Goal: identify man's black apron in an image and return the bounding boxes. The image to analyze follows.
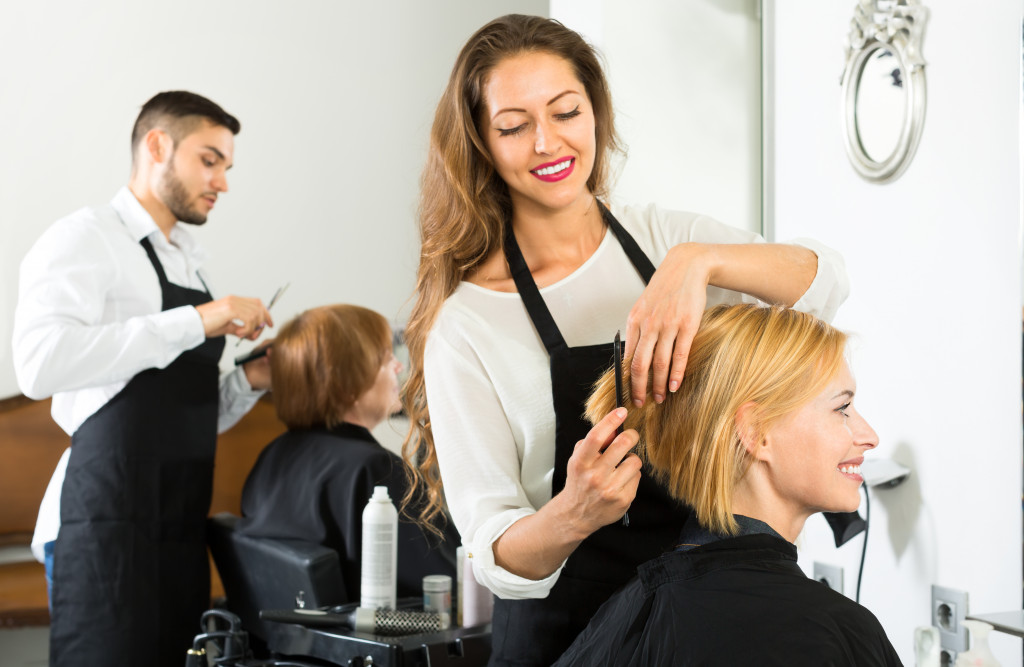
[489,204,691,666]
[49,236,224,667]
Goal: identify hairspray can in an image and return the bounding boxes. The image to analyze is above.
[360,485,397,609]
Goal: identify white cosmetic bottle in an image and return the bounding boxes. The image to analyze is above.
[914,625,940,667]
[360,485,398,610]
[955,620,1001,667]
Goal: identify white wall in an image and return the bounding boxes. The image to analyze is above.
[0,0,546,400]
[552,0,762,232]
[770,1,1023,664]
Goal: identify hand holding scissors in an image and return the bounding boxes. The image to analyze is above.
[234,283,289,347]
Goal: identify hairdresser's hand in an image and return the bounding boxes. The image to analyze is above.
[625,243,709,407]
[195,295,273,340]
[559,407,641,538]
[241,340,273,391]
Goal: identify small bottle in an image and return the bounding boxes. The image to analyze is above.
[457,545,493,627]
[360,485,398,609]
[422,574,452,616]
[955,620,1001,667]
[914,625,940,667]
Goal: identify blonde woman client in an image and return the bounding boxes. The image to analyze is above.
[554,304,901,666]
[402,14,850,665]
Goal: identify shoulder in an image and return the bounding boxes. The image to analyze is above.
[610,201,708,229]
[20,205,128,284]
[255,429,381,465]
[609,201,760,249]
[29,204,123,257]
[427,285,525,360]
[554,576,652,667]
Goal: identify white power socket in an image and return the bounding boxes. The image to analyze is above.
[813,561,844,594]
[931,584,969,653]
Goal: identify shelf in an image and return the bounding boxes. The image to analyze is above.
[966,611,1024,639]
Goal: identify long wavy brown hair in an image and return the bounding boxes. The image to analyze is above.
[401,14,624,532]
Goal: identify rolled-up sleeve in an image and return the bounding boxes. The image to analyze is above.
[673,210,849,322]
[787,238,849,323]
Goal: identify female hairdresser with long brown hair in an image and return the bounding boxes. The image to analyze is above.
[402,14,849,665]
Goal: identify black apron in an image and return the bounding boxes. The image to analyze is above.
[489,204,691,666]
[49,236,224,667]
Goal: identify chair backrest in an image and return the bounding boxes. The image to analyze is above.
[208,512,349,641]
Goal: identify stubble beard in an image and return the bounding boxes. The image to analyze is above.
[158,159,208,226]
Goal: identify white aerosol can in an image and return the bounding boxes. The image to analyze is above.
[360,485,398,609]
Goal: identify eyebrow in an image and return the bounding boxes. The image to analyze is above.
[832,389,855,401]
[492,90,582,119]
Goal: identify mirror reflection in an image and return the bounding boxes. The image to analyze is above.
[855,48,908,164]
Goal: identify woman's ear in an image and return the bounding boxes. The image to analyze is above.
[735,401,768,461]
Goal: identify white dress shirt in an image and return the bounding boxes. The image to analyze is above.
[423,202,849,599]
[13,186,263,560]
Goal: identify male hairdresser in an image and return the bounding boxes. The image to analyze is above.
[13,91,272,667]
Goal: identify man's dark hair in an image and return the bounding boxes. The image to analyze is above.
[130,90,240,163]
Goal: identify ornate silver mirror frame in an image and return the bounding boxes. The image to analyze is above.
[841,0,929,183]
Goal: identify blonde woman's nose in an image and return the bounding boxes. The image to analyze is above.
[854,412,879,450]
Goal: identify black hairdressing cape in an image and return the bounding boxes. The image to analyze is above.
[237,423,458,601]
[554,516,903,667]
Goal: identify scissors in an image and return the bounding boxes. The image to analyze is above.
[613,330,624,435]
[234,282,290,348]
[613,330,630,527]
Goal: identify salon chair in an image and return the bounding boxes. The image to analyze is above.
[206,513,491,667]
[207,512,349,647]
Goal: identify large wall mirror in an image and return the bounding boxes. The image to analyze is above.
[840,0,929,183]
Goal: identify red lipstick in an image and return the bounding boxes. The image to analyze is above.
[530,157,574,182]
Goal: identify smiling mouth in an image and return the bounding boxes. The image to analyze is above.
[532,158,572,176]
[837,460,864,483]
[530,157,574,181]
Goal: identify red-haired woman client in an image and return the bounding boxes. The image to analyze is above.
[238,304,458,601]
[555,304,902,667]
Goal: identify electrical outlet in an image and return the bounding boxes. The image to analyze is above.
[931,585,968,652]
[813,561,844,594]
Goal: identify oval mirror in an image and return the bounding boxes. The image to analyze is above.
[855,48,907,163]
[841,1,929,184]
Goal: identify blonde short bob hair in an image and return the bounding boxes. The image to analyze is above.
[586,303,848,536]
[271,304,392,430]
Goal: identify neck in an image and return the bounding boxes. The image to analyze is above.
[128,175,176,241]
[338,406,379,432]
[731,469,809,543]
[510,193,604,279]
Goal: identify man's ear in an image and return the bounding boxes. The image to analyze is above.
[144,128,172,165]
[735,401,768,462]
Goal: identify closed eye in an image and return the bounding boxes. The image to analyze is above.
[498,124,526,137]
[836,402,851,418]
[555,106,581,121]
